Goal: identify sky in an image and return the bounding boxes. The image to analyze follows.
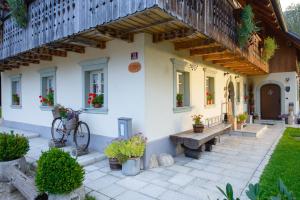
[280,0,300,11]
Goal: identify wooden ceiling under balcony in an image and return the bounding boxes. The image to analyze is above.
[0,0,271,75]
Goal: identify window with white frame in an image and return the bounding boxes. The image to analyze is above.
[244,83,248,103]
[205,76,215,105]
[39,68,56,107]
[171,58,191,111]
[10,75,21,106]
[80,58,109,112]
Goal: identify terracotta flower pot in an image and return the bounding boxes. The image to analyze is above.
[93,103,102,108]
[109,158,122,171]
[193,124,204,133]
[177,101,183,107]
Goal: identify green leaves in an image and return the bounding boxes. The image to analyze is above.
[6,0,27,28]
[118,134,146,163]
[217,183,240,200]
[246,183,262,200]
[0,132,29,161]
[270,179,295,200]
[35,148,85,195]
[237,5,260,48]
[262,37,278,62]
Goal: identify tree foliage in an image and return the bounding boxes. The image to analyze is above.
[284,4,300,36]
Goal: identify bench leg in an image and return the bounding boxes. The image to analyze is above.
[205,143,213,151]
[184,146,203,159]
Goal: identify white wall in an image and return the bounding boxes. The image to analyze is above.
[143,34,247,142]
[1,34,146,138]
[249,72,299,117]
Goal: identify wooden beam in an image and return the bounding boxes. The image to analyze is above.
[96,27,134,43]
[34,48,67,57]
[153,29,195,43]
[65,36,106,49]
[174,39,218,50]
[49,43,85,54]
[190,47,227,56]
[202,53,235,61]
[213,58,244,64]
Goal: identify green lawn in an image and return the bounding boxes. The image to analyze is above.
[259,127,300,198]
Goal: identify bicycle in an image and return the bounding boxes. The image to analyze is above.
[51,108,90,151]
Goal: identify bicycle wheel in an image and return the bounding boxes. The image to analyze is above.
[51,117,65,142]
[74,121,90,150]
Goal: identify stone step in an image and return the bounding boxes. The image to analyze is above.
[0,126,40,139]
[230,124,268,138]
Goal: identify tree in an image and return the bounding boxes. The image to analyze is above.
[284,3,300,36]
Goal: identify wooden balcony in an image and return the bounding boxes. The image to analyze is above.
[0,0,268,75]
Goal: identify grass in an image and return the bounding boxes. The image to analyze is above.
[259,127,300,198]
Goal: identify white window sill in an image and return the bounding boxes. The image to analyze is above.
[11,105,22,109]
[205,104,216,109]
[173,106,192,113]
[83,108,108,114]
[40,106,54,111]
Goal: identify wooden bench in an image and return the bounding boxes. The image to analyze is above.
[170,117,231,159]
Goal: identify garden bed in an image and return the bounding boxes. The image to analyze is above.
[259,127,300,198]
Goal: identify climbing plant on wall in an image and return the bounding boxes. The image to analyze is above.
[237,5,260,48]
[6,0,27,28]
[262,37,278,62]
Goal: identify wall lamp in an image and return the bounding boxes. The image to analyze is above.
[224,72,230,76]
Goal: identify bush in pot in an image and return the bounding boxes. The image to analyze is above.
[35,148,85,199]
[176,94,183,107]
[192,114,204,133]
[119,134,147,176]
[0,132,29,181]
[237,113,248,129]
[104,140,126,170]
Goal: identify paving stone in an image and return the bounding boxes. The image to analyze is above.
[158,190,198,200]
[167,165,192,173]
[85,165,100,172]
[99,184,126,198]
[115,191,155,200]
[85,170,106,180]
[88,191,111,200]
[116,177,148,190]
[190,169,223,181]
[168,173,195,186]
[85,175,119,191]
[140,184,167,198]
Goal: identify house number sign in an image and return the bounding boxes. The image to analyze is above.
[131,52,138,60]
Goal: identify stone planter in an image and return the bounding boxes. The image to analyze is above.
[193,124,204,133]
[48,186,85,200]
[109,158,122,171]
[0,157,26,182]
[122,158,141,176]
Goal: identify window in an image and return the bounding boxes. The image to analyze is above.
[39,67,57,108]
[10,75,21,107]
[206,76,215,105]
[237,82,241,103]
[80,57,109,113]
[171,58,191,112]
[244,83,248,103]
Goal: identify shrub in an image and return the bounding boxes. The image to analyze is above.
[104,140,127,163]
[237,113,248,123]
[176,94,183,103]
[85,195,96,200]
[237,5,260,48]
[263,37,278,62]
[119,134,146,163]
[35,148,84,194]
[0,132,29,161]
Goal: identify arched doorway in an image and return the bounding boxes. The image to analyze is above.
[227,81,235,124]
[260,84,281,120]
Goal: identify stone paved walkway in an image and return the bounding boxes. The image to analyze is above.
[1,124,285,200]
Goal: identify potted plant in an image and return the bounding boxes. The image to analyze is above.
[88,93,104,108]
[39,89,54,107]
[0,132,29,182]
[176,94,183,107]
[262,37,278,62]
[192,115,204,133]
[206,92,214,105]
[104,140,125,171]
[119,134,146,176]
[237,113,248,129]
[12,94,20,105]
[35,148,85,200]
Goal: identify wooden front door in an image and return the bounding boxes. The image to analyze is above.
[260,84,281,120]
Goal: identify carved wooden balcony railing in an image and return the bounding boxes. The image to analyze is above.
[0,0,268,74]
